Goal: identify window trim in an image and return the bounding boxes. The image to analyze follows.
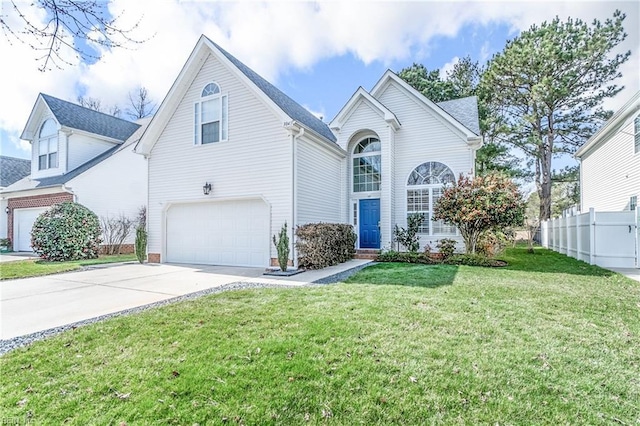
[38,118,58,170]
[194,82,228,145]
[406,162,456,236]
[352,136,381,193]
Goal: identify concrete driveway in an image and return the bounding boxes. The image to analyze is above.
[1,259,372,341]
[1,262,266,340]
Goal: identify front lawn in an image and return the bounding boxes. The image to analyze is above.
[0,254,138,280]
[1,247,638,424]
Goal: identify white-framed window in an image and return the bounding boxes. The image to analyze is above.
[194,82,228,145]
[634,116,639,154]
[406,161,456,235]
[38,118,58,170]
[630,195,637,211]
[352,137,381,192]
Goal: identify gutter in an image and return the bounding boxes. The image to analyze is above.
[285,120,305,269]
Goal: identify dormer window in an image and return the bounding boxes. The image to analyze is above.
[38,118,58,170]
[194,82,228,144]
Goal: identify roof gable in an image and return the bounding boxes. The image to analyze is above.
[575,91,640,158]
[371,70,481,139]
[136,35,335,155]
[0,156,31,187]
[21,94,140,142]
[330,87,400,131]
[209,38,336,143]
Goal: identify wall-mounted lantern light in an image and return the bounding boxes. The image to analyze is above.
[203,182,212,195]
[5,207,9,214]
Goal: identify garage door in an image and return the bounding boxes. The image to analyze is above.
[13,207,48,252]
[166,199,270,267]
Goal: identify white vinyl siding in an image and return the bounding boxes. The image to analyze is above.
[376,80,473,250]
[296,138,343,224]
[147,53,292,261]
[67,133,118,171]
[581,119,640,211]
[68,146,147,245]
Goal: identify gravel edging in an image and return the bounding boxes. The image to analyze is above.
[0,261,375,355]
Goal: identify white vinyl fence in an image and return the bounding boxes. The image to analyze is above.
[541,208,639,269]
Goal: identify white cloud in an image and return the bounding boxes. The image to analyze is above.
[440,56,460,77]
[1,0,637,157]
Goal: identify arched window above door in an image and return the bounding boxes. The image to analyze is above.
[352,137,381,192]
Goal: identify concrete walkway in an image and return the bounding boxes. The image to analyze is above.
[0,252,38,263]
[609,268,640,282]
[0,259,372,340]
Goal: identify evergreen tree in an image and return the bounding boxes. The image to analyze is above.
[482,11,630,220]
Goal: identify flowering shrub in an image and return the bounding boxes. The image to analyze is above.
[433,172,524,254]
[31,202,102,261]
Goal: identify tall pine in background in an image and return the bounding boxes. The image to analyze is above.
[482,11,630,221]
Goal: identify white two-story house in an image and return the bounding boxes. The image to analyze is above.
[135,36,482,267]
[1,94,148,252]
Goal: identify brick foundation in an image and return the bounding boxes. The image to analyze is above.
[270,258,294,267]
[148,253,161,263]
[99,244,135,255]
[6,192,74,247]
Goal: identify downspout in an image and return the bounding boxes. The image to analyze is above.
[291,125,305,269]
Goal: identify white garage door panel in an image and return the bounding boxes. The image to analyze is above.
[14,207,48,252]
[165,200,269,267]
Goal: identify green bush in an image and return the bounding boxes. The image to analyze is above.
[273,222,290,271]
[477,229,510,257]
[296,223,356,269]
[135,206,147,264]
[393,213,425,252]
[31,202,102,261]
[436,238,457,259]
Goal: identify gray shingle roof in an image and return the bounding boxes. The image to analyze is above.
[0,156,31,187]
[35,146,120,187]
[33,118,151,188]
[437,96,480,136]
[41,94,140,141]
[206,37,336,143]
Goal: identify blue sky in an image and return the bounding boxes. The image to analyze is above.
[1,0,638,174]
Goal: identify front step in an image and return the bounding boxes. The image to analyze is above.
[354,249,380,260]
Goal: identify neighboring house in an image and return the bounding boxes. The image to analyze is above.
[575,91,640,212]
[136,35,482,268]
[1,94,148,252]
[0,156,31,240]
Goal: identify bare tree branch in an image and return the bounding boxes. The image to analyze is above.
[1,0,151,72]
[126,86,156,120]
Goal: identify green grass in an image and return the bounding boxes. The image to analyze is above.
[1,247,638,424]
[0,254,137,280]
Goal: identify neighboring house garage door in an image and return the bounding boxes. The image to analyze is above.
[165,199,270,267]
[13,207,48,252]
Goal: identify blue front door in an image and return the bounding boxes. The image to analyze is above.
[359,199,380,249]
